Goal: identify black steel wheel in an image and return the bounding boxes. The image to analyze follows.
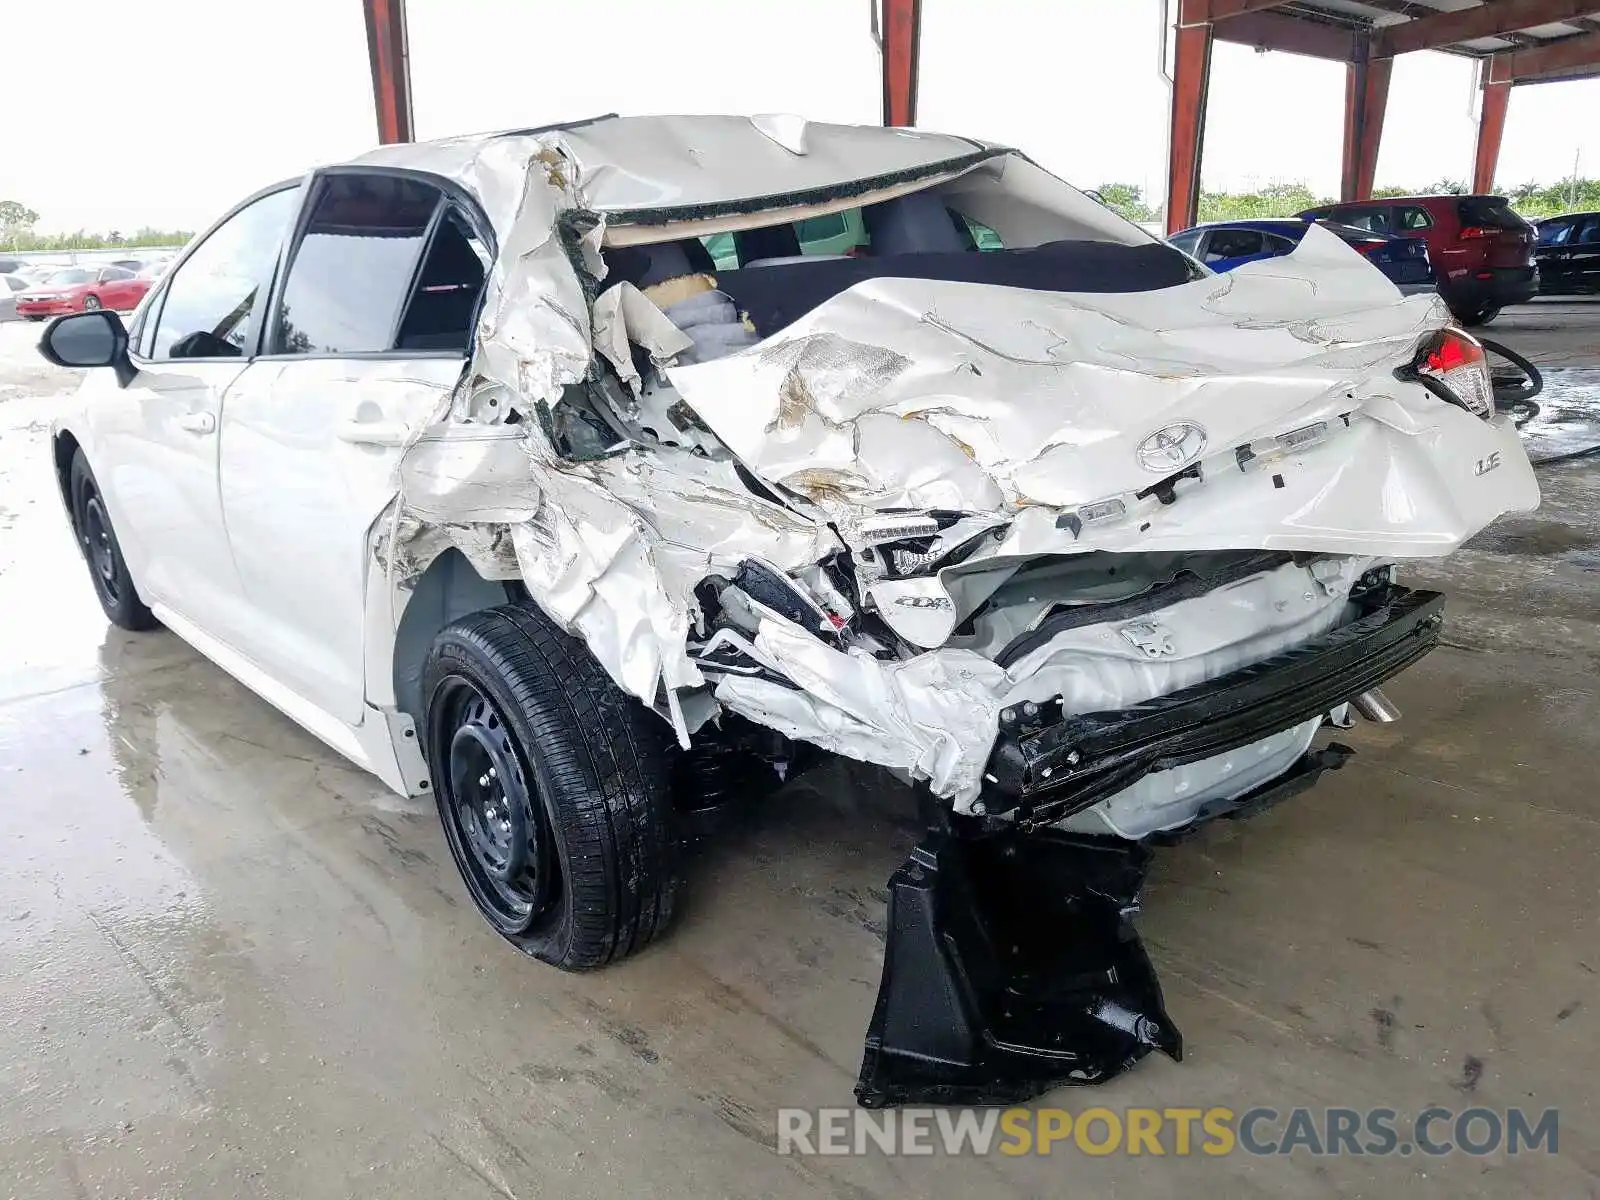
[68,449,157,631]
[432,677,557,933]
[423,603,677,969]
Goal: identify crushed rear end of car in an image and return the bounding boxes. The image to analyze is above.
[368,119,1539,1103]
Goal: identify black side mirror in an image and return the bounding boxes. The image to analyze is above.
[38,310,137,387]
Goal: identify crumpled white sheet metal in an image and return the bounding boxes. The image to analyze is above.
[665,226,1538,559]
[375,133,837,738]
[352,116,988,218]
[371,124,1537,799]
[717,556,1355,808]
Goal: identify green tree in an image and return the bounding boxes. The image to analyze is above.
[1094,183,1157,223]
[0,200,40,248]
[1197,182,1330,223]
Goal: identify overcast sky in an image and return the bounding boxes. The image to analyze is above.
[6,0,1598,233]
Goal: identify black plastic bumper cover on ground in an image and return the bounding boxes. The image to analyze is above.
[856,827,1181,1108]
[985,585,1443,828]
[856,586,1444,1107]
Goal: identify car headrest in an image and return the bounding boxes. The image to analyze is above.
[864,191,970,256]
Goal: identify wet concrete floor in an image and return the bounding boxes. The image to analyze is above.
[2,305,1599,1197]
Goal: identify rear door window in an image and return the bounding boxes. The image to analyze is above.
[1576,215,1600,245]
[270,173,441,355]
[392,207,490,353]
[1538,219,1574,246]
[1330,206,1392,234]
[1204,229,1264,261]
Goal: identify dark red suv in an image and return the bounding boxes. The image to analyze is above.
[1299,195,1537,326]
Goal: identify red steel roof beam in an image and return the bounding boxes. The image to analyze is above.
[1166,0,1216,234]
[1376,0,1600,58]
[362,0,414,144]
[1498,28,1600,79]
[1211,11,1359,61]
[1474,56,1513,192]
[880,0,922,127]
[1341,39,1393,201]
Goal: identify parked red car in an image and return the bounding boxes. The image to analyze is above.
[1299,195,1537,326]
[15,266,152,320]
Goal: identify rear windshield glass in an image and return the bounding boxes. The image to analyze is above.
[1458,197,1531,231]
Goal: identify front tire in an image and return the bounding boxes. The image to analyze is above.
[82,294,102,311]
[68,450,157,631]
[423,604,678,970]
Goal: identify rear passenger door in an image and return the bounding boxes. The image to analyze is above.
[217,168,491,726]
[1569,215,1600,293]
[96,266,140,310]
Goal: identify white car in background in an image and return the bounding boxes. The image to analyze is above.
[39,115,1537,1102]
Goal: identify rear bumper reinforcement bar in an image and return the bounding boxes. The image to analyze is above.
[984,585,1443,829]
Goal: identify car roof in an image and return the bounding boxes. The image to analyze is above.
[1316,194,1504,206]
[348,114,993,217]
[1185,218,1308,232]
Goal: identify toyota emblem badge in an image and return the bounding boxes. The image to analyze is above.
[1135,423,1208,473]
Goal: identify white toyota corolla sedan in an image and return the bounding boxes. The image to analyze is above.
[38,117,1536,1044]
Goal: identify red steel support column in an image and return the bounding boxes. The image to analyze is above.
[1340,40,1392,201]
[1474,57,1512,194]
[880,0,922,126]
[1165,2,1214,235]
[363,0,414,144]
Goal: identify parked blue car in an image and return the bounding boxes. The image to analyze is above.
[1170,218,1436,294]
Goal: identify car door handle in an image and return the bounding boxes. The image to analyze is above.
[178,412,216,434]
[336,419,413,447]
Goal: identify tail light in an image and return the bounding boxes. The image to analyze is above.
[1400,329,1493,418]
[1356,240,1386,257]
[1459,226,1493,240]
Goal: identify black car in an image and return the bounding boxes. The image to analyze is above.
[1534,211,1600,295]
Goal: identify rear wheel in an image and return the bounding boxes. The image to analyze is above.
[423,604,678,970]
[68,450,157,631]
[1460,304,1501,327]
[82,294,102,312]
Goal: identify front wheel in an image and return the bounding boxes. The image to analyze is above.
[82,294,102,311]
[422,604,678,970]
[68,450,157,631]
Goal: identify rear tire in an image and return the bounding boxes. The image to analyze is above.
[1460,304,1501,327]
[68,450,157,631]
[423,603,678,970]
